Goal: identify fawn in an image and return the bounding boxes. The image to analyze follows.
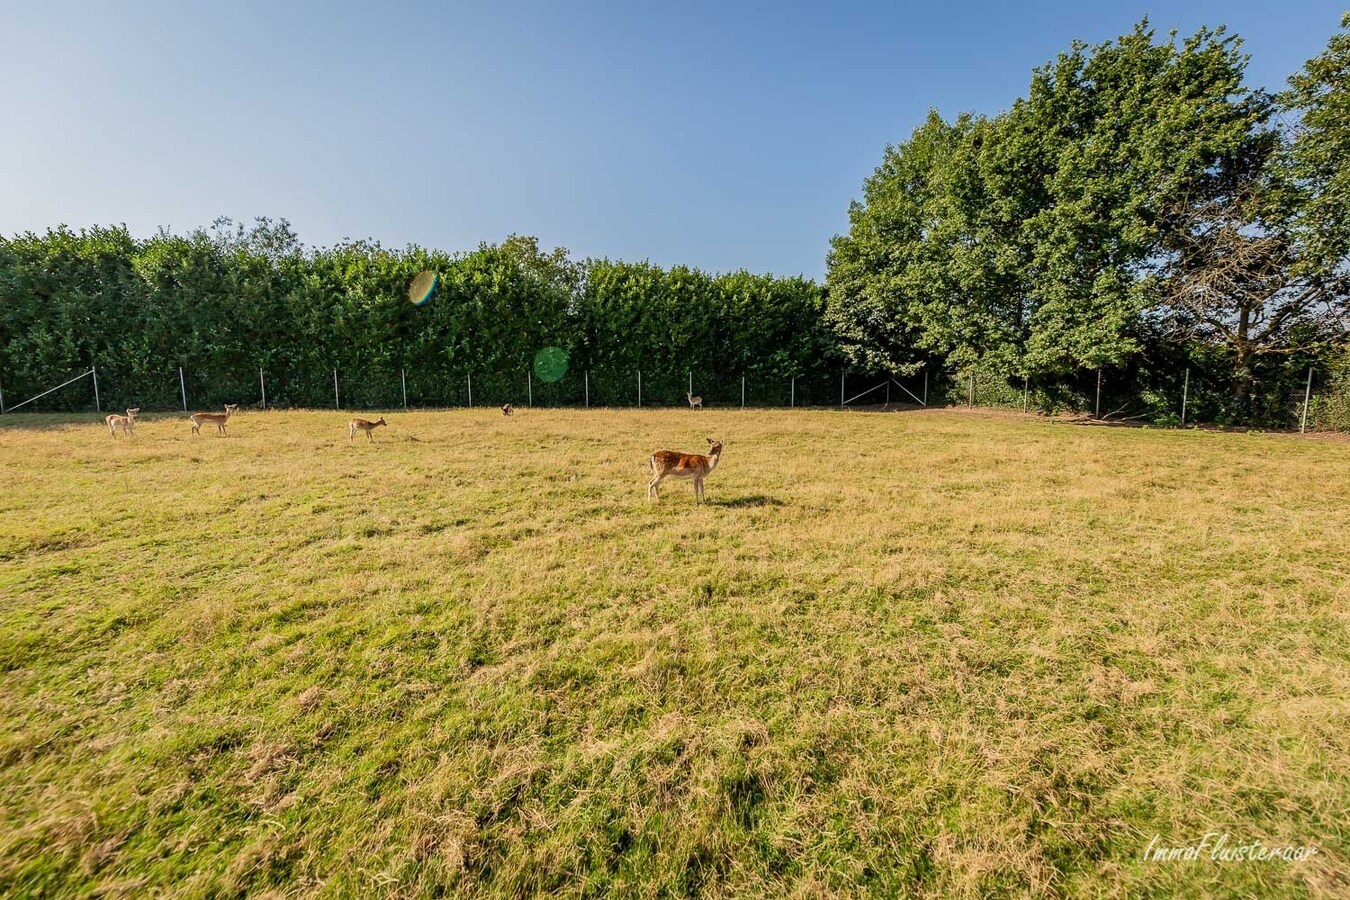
[687,392,703,410]
[190,404,238,436]
[648,438,723,504]
[348,416,387,443]
[105,408,140,438]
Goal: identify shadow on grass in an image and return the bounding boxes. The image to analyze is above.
[707,494,785,508]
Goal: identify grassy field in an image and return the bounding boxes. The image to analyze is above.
[1,407,1347,898]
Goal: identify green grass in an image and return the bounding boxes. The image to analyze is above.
[1,407,1347,898]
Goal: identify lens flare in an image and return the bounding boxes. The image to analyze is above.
[408,271,438,306]
[533,347,569,383]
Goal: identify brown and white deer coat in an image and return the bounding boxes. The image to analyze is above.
[648,438,722,503]
[190,404,238,436]
[348,416,387,443]
[106,408,140,438]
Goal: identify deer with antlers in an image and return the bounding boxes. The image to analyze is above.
[190,404,238,436]
[348,416,387,443]
[647,438,722,504]
[105,408,140,438]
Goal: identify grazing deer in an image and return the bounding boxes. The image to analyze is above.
[190,404,238,436]
[648,438,722,504]
[502,403,514,416]
[348,416,387,443]
[105,408,140,438]
[687,392,703,410]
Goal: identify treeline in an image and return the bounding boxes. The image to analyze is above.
[0,225,833,410]
[828,17,1350,424]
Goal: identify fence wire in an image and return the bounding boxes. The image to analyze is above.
[0,362,1341,431]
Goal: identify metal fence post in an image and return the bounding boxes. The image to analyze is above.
[179,366,188,412]
[791,376,795,408]
[968,372,974,407]
[467,374,473,408]
[333,368,340,409]
[92,365,101,413]
[923,369,928,406]
[585,371,589,407]
[528,369,532,408]
[741,376,745,409]
[401,369,407,410]
[637,370,642,408]
[260,368,267,410]
[1095,368,1102,419]
[841,372,845,408]
[1181,367,1189,426]
[1301,367,1313,434]
[1023,376,1029,412]
[689,371,693,398]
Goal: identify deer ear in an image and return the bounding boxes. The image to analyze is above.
[706,437,713,444]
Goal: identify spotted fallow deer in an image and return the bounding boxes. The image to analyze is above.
[105,408,140,438]
[348,416,387,443]
[647,438,722,504]
[190,404,238,436]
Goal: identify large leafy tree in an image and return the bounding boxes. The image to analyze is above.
[827,22,1267,381]
[825,111,965,376]
[1280,13,1350,275]
[1151,14,1350,407]
[1157,133,1348,405]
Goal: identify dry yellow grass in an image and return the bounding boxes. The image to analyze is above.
[1,407,1347,897]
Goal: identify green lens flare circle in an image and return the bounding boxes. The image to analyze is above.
[409,271,438,306]
[533,347,569,383]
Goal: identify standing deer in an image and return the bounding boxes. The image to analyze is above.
[190,404,238,436]
[105,408,140,438]
[687,392,703,410]
[502,404,514,416]
[348,416,387,443]
[647,438,722,504]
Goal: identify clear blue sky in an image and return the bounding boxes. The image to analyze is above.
[2,1,1343,279]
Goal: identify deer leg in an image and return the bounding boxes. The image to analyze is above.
[367,430,374,443]
[648,474,663,500]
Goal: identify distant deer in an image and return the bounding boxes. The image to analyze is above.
[687,392,703,410]
[648,438,722,504]
[105,407,140,438]
[190,404,238,436]
[348,416,387,443]
[502,403,514,416]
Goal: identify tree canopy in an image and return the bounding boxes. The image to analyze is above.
[827,17,1349,417]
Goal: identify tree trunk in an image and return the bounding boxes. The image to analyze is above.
[1233,308,1255,422]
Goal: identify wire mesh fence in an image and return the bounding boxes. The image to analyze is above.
[1,360,1343,432]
